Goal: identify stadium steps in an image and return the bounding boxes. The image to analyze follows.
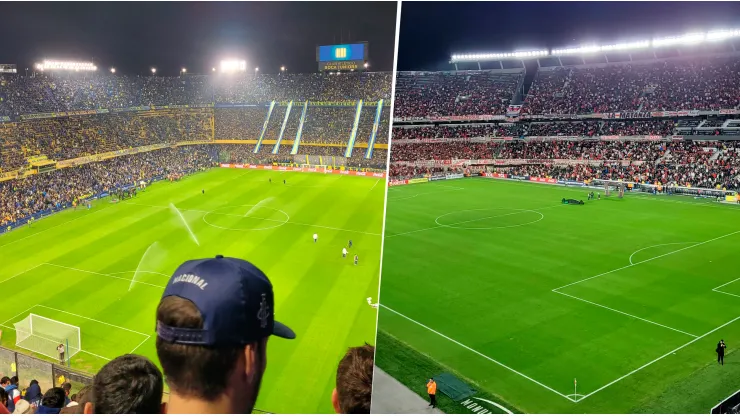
[344,100,363,158]
[290,101,309,155]
[365,99,384,159]
[709,149,724,162]
[253,101,276,153]
[271,101,293,154]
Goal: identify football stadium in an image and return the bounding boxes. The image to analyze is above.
[376,28,740,414]
[0,48,390,415]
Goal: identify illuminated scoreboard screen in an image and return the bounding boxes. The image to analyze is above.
[316,43,368,71]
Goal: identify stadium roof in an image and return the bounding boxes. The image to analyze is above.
[451,28,740,63]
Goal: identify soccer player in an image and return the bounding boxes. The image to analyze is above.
[366,297,378,309]
[348,239,353,249]
[283,179,286,185]
[354,254,358,265]
[27,217,33,228]
[597,193,601,200]
[342,248,348,258]
[717,340,726,365]
[269,178,272,184]
[313,233,318,243]
[202,189,205,195]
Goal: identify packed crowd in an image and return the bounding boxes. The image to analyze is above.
[390,137,740,190]
[214,105,390,146]
[1,257,374,415]
[522,57,740,115]
[0,72,392,118]
[0,146,217,228]
[393,71,522,119]
[1,110,212,171]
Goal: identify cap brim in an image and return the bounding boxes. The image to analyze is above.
[273,321,296,339]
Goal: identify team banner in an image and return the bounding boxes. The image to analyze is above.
[446,173,464,180]
[430,175,447,181]
[219,163,386,178]
[111,106,151,113]
[56,144,169,168]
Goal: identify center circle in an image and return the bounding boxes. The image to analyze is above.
[203,205,290,231]
[434,208,545,230]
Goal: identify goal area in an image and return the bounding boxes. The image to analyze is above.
[14,314,81,362]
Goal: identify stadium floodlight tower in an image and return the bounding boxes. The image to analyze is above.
[220,59,247,74]
[34,60,97,77]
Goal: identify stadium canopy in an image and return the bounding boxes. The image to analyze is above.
[450,28,740,65]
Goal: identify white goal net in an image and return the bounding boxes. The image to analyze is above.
[14,314,81,361]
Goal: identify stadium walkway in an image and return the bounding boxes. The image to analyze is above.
[371,367,444,414]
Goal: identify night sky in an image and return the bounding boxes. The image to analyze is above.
[397,2,740,71]
[0,2,398,75]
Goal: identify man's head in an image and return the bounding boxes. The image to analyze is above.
[0,377,10,388]
[155,256,295,414]
[41,388,66,409]
[332,344,375,414]
[9,377,17,387]
[83,354,163,414]
[62,383,71,396]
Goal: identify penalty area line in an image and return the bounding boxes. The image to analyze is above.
[380,304,576,402]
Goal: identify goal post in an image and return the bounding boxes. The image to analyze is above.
[13,314,81,363]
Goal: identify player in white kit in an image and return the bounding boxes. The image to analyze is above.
[313,233,318,243]
[342,247,348,258]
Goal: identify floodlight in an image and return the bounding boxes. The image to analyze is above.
[653,32,705,47]
[151,67,157,74]
[212,67,216,72]
[110,68,116,74]
[182,68,187,73]
[280,66,286,72]
[35,60,97,72]
[364,62,369,68]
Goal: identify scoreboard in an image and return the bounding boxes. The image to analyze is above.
[316,43,368,71]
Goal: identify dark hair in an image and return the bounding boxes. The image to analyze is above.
[42,387,66,408]
[0,388,8,406]
[62,383,72,393]
[155,296,244,400]
[91,354,163,414]
[335,344,375,414]
[29,380,39,387]
[0,377,9,385]
[10,376,18,386]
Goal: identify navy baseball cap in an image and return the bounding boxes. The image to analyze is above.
[156,255,295,346]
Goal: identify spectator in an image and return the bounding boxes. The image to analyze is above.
[11,399,32,415]
[332,344,375,414]
[0,389,10,415]
[23,381,42,409]
[0,377,20,413]
[60,386,91,415]
[62,383,72,407]
[36,388,66,414]
[82,355,163,414]
[155,256,295,414]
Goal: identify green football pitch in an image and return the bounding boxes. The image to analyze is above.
[0,167,384,414]
[377,178,740,413]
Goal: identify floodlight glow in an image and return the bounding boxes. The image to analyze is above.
[706,29,740,42]
[181,68,187,73]
[220,60,247,73]
[255,67,259,72]
[151,67,157,74]
[35,60,97,71]
[110,68,116,74]
[364,62,369,68]
[212,67,216,72]
[653,32,705,47]
[280,66,286,71]
[450,50,548,62]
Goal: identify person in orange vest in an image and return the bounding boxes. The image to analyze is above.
[426,377,437,408]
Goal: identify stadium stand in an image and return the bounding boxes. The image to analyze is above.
[390,51,740,195]
[0,71,391,232]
